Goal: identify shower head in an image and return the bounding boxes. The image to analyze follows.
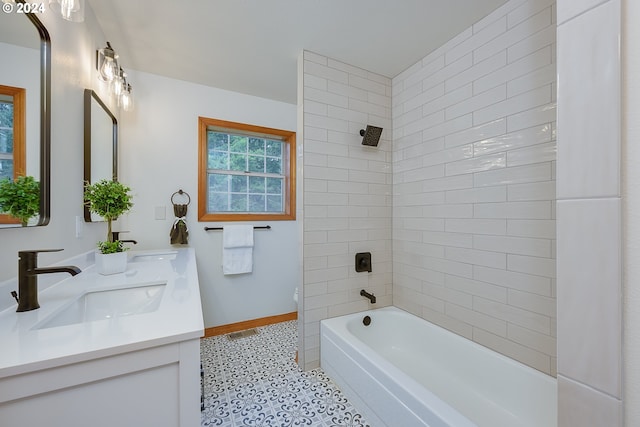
[359,125,383,147]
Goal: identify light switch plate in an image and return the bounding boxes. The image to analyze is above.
[75,216,83,238]
[155,206,166,220]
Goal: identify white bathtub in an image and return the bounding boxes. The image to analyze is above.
[320,306,557,427]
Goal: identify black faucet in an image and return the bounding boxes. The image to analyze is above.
[111,231,137,245]
[360,289,376,304]
[14,249,81,312]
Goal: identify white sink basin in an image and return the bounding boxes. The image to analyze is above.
[33,282,166,330]
[130,251,178,262]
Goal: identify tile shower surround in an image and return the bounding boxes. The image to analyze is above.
[556,0,623,424]
[300,52,393,370]
[300,0,557,374]
[391,0,557,375]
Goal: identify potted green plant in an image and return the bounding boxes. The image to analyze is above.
[0,175,40,226]
[84,179,133,275]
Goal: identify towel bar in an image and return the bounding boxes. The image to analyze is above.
[204,225,271,231]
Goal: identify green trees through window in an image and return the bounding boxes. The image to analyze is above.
[0,85,26,224]
[207,132,284,213]
[198,117,296,222]
[0,98,15,181]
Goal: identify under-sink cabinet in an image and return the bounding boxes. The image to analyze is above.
[0,248,204,426]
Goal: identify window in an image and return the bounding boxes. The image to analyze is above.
[198,117,295,221]
[0,85,26,224]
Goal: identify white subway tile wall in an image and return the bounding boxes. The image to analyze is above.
[301,51,392,370]
[556,0,623,424]
[392,0,557,375]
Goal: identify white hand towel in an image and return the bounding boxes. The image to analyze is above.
[223,224,254,248]
[223,225,254,275]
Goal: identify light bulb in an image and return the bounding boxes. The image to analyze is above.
[112,72,123,96]
[49,0,84,22]
[117,84,126,107]
[113,69,126,97]
[60,0,79,20]
[121,85,133,112]
[113,78,123,97]
[97,43,118,82]
[100,59,116,81]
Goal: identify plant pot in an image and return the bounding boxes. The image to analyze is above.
[95,251,128,275]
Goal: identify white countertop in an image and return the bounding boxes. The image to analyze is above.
[0,248,204,378]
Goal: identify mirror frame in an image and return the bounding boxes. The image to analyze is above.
[83,89,117,222]
[5,8,51,226]
[31,11,51,226]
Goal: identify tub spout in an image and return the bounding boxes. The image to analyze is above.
[360,289,376,304]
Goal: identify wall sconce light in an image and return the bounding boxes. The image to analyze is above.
[49,0,84,23]
[121,84,133,112]
[96,41,134,111]
[96,42,118,82]
[112,67,125,97]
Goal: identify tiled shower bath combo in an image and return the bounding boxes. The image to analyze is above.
[301,0,557,376]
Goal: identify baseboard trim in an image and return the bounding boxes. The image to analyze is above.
[203,311,298,338]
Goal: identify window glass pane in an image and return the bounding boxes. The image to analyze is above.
[208,132,228,151]
[249,176,265,193]
[229,153,246,171]
[0,129,13,154]
[266,178,282,194]
[248,138,265,155]
[231,175,247,192]
[200,119,293,218]
[209,192,228,211]
[266,140,282,157]
[266,195,282,212]
[230,193,247,211]
[0,102,13,128]
[249,194,265,212]
[208,150,228,169]
[266,157,282,174]
[209,173,229,192]
[247,155,265,173]
[0,159,13,181]
[229,135,247,153]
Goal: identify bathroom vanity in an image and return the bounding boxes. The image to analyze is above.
[0,248,203,426]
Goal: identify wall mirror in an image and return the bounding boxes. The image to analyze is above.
[0,7,51,228]
[83,89,117,222]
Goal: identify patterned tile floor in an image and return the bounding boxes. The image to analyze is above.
[200,320,371,427]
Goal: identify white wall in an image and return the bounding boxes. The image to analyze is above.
[0,5,117,306]
[118,70,298,328]
[392,0,557,375]
[299,51,393,369]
